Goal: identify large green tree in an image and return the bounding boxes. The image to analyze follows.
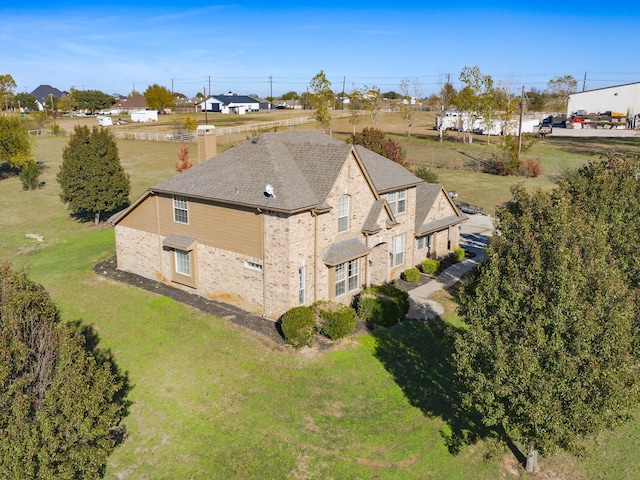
[0,115,33,169]
[12,92,38,112]
[308,70,333,133]
[71,88,114,114]
[57,125,130,224]
[144,84,175,112]
[0,263,128,479]
[454,184,640,473]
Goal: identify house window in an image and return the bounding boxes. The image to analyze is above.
[244,261,263,271]
[418,234,432,250]
[391,234,404,268]
[335,258,359,297]
[337,195,349,232]
[388,189,406,215]
[175,250,191,276]
[335,263,346,297]
[173,195,188,224]
[298,266,305,305]
[347,258,359,292]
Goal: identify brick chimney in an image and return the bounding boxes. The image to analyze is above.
[196,125,216,163]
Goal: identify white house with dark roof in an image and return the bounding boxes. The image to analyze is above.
[110,130,466,319]
[198,94,260,113]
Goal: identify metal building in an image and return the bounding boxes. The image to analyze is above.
[567,82,640,129]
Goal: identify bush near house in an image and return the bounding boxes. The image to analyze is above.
[454,247,465,261]
[357,284,409,327]
[281,306,316,348]
[313,301,357,340]
[421,259,440,275]
[402,267,421,283]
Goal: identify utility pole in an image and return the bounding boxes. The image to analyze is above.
[269,76,273,101]
[203,87,208,125]
[517,85,524,162]
[582,72,587,92]
[342,76,346,109]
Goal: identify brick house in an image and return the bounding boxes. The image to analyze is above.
[110,130,466,319]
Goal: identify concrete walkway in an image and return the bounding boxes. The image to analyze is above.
[406,213,494,319]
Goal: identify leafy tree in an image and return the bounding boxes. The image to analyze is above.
[526,88,547,112]
[0,115,33,169]
[12,92,38,112]
[561,153,640,291]
[382,91,400,99]
[546,75,577,113]
[398,77,422,137]
[308,70,333,133]
[0,74,16,111]
[19,159,40,190]
[349,127,405,165]
[454,185,640,473]
[56,94,76,114]
[144,84,175,112]
[347,87,363,134]
[281,91,299,101]
[413,164,439,183]
[71,88,114,113]
[0,262,129,479]
[455,66,493,144]
[57,126,130,224]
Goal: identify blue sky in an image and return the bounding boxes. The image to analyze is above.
[2,1,638,98]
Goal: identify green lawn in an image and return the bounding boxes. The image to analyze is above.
[1,131,639,478]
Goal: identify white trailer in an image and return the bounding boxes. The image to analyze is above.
[97,115,113,127]
[131,110,158,123]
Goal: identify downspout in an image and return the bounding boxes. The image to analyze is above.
[259,208,267,317]
[154,193,163,280]
[312,211,318,303]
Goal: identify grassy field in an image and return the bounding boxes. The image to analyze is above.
[1,117,639,478]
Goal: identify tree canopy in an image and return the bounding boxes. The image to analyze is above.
[308,71,333,133]
[349,127,405,165]
[71,88,114,113]
[0,74,16,111]
[545,75,577,113]
[454,183,640,471]
[0,115,33,169]
[0,262,129,479]
[12,92,38,112]
[57,125,130,224]
[144,84,175,112]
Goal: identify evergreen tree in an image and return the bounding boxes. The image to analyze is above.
[57,125,130,224]
[454,185,639,472]
[0,263,128,479]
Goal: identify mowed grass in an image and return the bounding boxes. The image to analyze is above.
[1,122,639,478]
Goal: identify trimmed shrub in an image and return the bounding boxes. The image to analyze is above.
[281,306,315,348]
[313,301,357,340]
[454,247,465,261]
[402,267,421,283]
[357,284,409,327]
[421,259,440,275]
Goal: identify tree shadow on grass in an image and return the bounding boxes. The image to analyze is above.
[68,320,133,445]
[371,315,525,465]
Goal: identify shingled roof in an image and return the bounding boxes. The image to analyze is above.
[151,131,422,214]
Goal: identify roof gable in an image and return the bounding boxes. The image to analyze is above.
[355,145,423,193]
[415,183,466,234]
[30,85,64,102]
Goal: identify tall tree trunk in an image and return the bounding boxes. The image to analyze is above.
[94,212,100,225]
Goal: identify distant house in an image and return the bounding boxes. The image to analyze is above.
[198,94,260,113]
[30,85,66,111]
[111,94,148,114]
[110,130,466,319]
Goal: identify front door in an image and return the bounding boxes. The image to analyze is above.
[369,242,389,286]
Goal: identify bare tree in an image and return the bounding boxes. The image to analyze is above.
[360,85,382,129]
[399,77,423,137]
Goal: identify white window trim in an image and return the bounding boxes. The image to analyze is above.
[244,261,263,271]
[337,194,349,232]
[388,189,407,215]
[391,234,404,268]
[175,250,191,276]
[298,266,305,305]
[347,258,359,292]
[335,263,346,297]
[173,195,189,224]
